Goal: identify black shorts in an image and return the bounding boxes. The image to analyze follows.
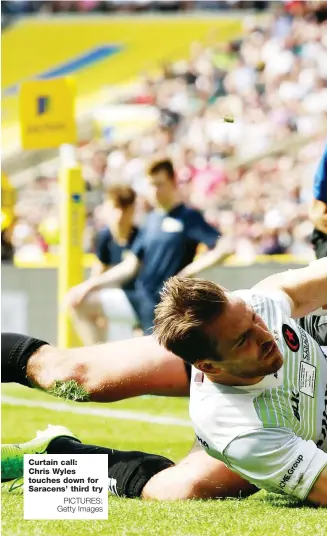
[311,229,327,259]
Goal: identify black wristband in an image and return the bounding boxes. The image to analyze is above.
[1,333,49,386]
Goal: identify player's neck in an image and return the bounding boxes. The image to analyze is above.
[157,194,181,213]
[205,371,264,387]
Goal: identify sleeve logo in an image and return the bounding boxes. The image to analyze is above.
[282,324,300,352]
[196,434,209,449]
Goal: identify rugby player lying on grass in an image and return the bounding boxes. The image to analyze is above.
[2,258,327,504]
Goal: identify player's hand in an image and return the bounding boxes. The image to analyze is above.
[63,281,94,308]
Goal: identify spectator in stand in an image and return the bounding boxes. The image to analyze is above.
[1,214,15,263]
[5,1,327,260]
[65,159,233,345]
[309,143,327,259]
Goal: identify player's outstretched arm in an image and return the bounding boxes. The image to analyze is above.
[252,257,327,318]
[307,467,327,506]
[2,333,189,402]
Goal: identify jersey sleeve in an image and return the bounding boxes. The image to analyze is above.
[223,427,327,500]
[254,289,292,317]
[186,210,221,248]
[313,144,327,203]
[94,229,111,265]
[234,289,292,318]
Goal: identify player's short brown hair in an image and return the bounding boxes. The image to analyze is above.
[106,185,136,209]
[154,277,227,364]
[147,159,175,182]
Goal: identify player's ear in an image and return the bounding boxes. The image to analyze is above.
[195,360,222,375]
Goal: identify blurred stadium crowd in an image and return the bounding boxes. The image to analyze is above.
[1,0,269,20]
[2,1,327,262]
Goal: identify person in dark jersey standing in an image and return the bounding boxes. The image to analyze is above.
[65,159,233,342]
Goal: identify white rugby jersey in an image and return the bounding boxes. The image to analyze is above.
[190,290,327,500]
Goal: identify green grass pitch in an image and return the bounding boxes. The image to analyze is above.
[2,384,326,536]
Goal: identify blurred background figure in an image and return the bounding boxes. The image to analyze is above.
[309,144,327,259]
[1,172,16,263]
[70,184,139,343]
[91,184,138,278]
[1,214,16,263]
[65,158,231,344]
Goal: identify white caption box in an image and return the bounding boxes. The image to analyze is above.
[24,454,108,520]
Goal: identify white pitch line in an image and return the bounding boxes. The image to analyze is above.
[2,395,192,428]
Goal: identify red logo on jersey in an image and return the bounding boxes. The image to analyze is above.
[282,324,300,352]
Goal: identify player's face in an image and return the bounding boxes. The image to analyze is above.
[205,296,284,379]
[148,171,176,208]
